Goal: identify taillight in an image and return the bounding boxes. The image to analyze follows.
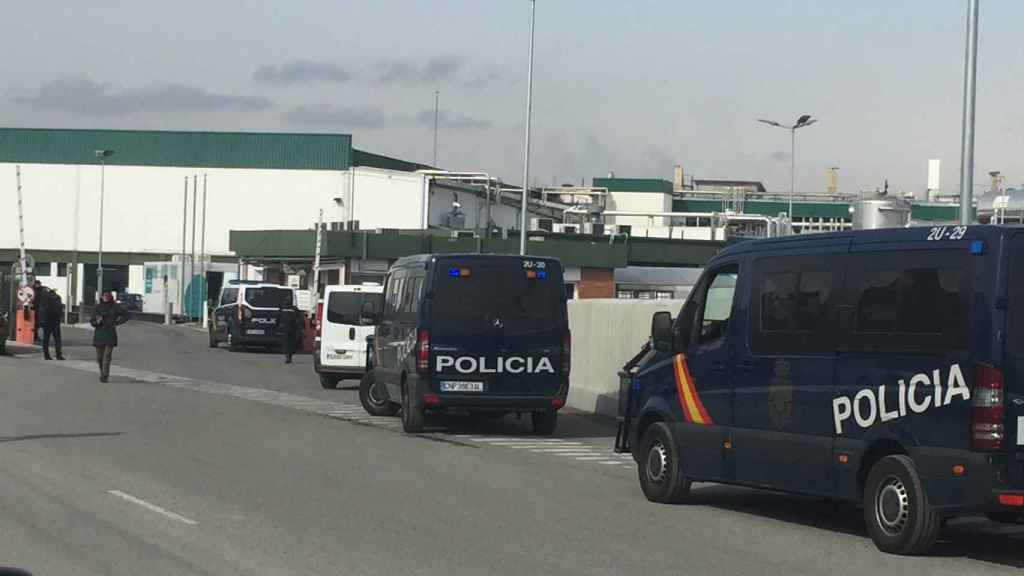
[562,331,571,375]
[972,363,1005,451]
[416,329,430,375]
[316,302,324,336]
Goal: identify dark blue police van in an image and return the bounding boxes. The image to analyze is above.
[617,225,1024,555]
[359,254,570,434]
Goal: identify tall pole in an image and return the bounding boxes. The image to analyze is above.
[313,209,323,295]
[519,0,537,256]
[433,90,440,167]
[70,166,80,317]
[15,166,26,273]
[200,173,208,323]
[959,0,979,225]
[190,174,198,322]
[180,176,187,317]
[789,127,796,226]
[97,157,106,299]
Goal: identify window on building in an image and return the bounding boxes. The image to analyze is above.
[616,290,635,299]
[57,263,68,277]
[35,262,52,276]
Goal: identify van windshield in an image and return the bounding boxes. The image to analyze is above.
[431,260,563,335]
[244,287,293,308]
[327,292,377,325]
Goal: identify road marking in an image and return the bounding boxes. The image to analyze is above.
[107,490,197,525]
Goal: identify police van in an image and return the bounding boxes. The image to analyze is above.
[617,225,1024,555]
[209,280,296,351]
[359,254,570,434]
[313,283,383,389]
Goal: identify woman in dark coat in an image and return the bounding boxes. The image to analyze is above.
[91,291,128,382]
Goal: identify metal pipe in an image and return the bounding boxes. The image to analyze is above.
[959,0,979,225]
[789,127,796,222]
[519,0,536,255]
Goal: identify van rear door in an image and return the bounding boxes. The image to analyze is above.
[322,287,382,369]
[1005,234,1024,453]
[429,258,566,397]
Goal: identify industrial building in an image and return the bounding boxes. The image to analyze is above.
[0,127,563,315]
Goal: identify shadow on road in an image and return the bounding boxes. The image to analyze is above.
[687,484,1024,568]
[0,568,34,576]
[0,432,123,444]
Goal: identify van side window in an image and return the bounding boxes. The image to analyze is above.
[759,269,832,333]
[751,256,836,355]
[856,268,965,335]
[696,266,738,345]
[406,277,423,314]
[220,288,238,306]
[844,251,970,352]
[384,272,405,315]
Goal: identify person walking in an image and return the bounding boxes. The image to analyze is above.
[32,280,43,342]
[42,290,65,360]
[280,304,303,364]
[90,291,127,382]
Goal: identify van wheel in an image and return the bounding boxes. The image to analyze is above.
[360,372,398,416]
[227,330,240,352]
[401,381,424,433]
[532,410,558,435]
[863,455,943,555]
[320,374,340,389]
[637,422,691,504]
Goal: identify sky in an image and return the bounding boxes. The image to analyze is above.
[2,0,1022,196]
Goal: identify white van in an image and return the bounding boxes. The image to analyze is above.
[313,284,384,389]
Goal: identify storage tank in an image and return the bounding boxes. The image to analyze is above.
[851,198,911,229]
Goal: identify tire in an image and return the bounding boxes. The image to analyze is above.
[360,371,398,416]
[863,455,943,555]
[532,410,558,435]
[637,422,691,504]
[400,379,424,433]
[227,329,240,352]
[320,373,340,389]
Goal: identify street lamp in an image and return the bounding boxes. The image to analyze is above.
[94,149,114,300]
[519,0,536,256]
[758,115,817,228]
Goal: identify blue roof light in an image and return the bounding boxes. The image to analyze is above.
[970,240,985,255]
[448,268,460,277]
[537,270,547,279]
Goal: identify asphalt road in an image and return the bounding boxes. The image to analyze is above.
[0,323,1021,575]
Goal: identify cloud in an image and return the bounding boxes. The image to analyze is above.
[13,77,271,115]
[378,55,463,84]
[415,108,491,130]
[769,150,791,162]
[253,60,351,85]
[283,103,386,128]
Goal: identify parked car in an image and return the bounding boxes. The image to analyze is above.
[314,284,384,389]
[117,293,143,312]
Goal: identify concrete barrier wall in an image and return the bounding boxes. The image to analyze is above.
[567,298,686,417]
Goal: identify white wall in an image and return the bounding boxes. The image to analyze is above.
[427,186,521,230]
[606,191,673,228]
[0,163,348,256]
[567,298,685,416]
[344,168,427,230]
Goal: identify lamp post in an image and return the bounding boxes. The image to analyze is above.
[94,149,114,301]
[519,0,536,255]
[757,115,817,228]
[958,0,979,225]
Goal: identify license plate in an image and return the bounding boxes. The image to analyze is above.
[246,329,264,335]
[326,352,351,360]
[440,381,484,392]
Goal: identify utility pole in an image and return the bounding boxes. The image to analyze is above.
[190,174,198,322]
[519,0,537,255]
[180,176,187,318]
[313,209,323,295]
[958,0,980,225]
[200,173,208,327]
[433,90,440,167]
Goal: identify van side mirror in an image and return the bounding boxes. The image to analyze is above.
[360,300,378,325]
[651,311,673,352]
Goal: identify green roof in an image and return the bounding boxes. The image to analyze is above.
[352,149,432,172]
[593,177,673,194]
[911,203,964,222]
[0,127,354,171]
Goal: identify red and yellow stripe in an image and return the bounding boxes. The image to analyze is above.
[673,353,713,425]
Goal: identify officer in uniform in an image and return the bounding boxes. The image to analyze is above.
[280,305,303,364]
